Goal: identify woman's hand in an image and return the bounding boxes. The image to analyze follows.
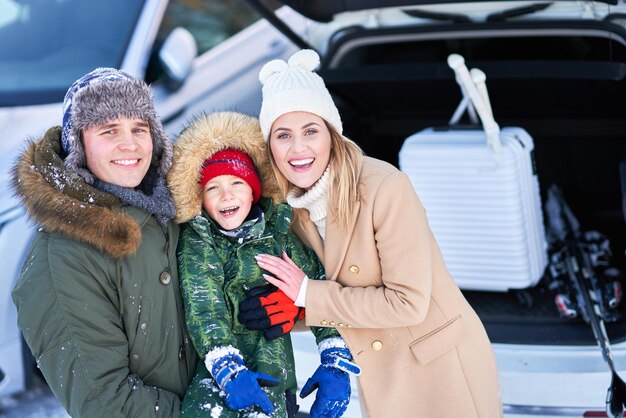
[255,251,306,301]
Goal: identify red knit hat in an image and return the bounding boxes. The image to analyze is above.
[200,149,262,204]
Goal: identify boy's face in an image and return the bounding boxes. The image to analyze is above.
[203,174,254,230]
[82,117,153,188]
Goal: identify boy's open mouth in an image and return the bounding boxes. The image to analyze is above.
[220,206,240,216]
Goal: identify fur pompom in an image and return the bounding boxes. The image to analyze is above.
[259,59,288,84]
[287,49,319,71]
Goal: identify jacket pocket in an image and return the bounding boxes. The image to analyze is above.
[409,314,467,364]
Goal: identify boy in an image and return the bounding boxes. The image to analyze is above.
[167,111,360,417]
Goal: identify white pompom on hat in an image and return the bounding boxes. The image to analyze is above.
[259,49,342,141]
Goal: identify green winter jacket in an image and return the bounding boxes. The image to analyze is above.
[11,127,198,418]
[178,198,339,417]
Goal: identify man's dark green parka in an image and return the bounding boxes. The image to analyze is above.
[11,127,198,417]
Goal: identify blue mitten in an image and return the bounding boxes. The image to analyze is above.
[300,337,361,418]
[206,346,280,414]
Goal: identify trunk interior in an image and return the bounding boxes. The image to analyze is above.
[319,20,626,345]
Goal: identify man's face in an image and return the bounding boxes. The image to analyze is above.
[82,117,153,188]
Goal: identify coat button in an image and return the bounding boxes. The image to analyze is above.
[338,323,345,327]
[159,270,171,285]
[372,340,383,351]
[329,321,336,326]
[140,323,147,331]
[349,265,360,274]
[320,320,328,326]
[131,353,140,361]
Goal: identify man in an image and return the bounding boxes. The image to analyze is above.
[11,68,198,417]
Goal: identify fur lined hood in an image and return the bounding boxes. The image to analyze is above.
[11,126,142,259]
[168,111,280,224]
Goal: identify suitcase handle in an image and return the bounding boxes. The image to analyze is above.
[447,54,502,154]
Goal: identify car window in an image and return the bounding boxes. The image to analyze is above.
[0,0,144,106]
[158,0,278,55]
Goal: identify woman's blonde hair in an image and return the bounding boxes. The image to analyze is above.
[267,121,364,229]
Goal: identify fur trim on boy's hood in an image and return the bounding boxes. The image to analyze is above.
[168,111,280,224]
[11,126,142,259]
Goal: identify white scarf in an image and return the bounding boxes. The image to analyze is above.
[287,168,330,240]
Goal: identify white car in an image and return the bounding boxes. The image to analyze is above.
[255,1,626,417]
[0,0,309,399]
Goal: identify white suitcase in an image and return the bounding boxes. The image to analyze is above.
[398,55,548,291]
[400,127,548,291]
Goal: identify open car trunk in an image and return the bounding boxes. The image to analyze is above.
[317,19,626,346]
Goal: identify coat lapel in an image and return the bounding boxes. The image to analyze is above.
[324,200,360,280]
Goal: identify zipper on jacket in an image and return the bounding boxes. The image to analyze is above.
[238,234,275,248]
[116,261,124,316]
[162,225,195,378]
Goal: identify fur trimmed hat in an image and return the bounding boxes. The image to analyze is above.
[200,149,262,204]
[258,49,342,141]
[61,67,172,184]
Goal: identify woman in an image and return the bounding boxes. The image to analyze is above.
[243,49,502,417]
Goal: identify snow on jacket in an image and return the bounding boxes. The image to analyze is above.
[168,112,339,417]
[11,126,198,418]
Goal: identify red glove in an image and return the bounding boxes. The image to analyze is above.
[239,284,305,340]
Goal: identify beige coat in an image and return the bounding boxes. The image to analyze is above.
[293,157,502,418]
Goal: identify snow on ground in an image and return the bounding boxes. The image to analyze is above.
[0,375,69,418]
[0,374,311,417]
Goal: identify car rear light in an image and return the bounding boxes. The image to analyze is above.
[583,411,608,417]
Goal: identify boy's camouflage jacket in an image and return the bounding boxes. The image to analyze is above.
[168,112,340,416]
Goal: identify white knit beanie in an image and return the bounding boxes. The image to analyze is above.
[259,49,342,141]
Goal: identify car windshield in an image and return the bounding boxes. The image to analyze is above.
[0,0,144,106]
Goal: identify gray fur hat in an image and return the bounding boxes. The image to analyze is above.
[61,67,172,184]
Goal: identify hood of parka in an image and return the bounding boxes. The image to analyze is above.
[11,126,142,259]
[168,111,281,224]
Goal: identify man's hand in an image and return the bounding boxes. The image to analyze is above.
[239,284,305,340]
